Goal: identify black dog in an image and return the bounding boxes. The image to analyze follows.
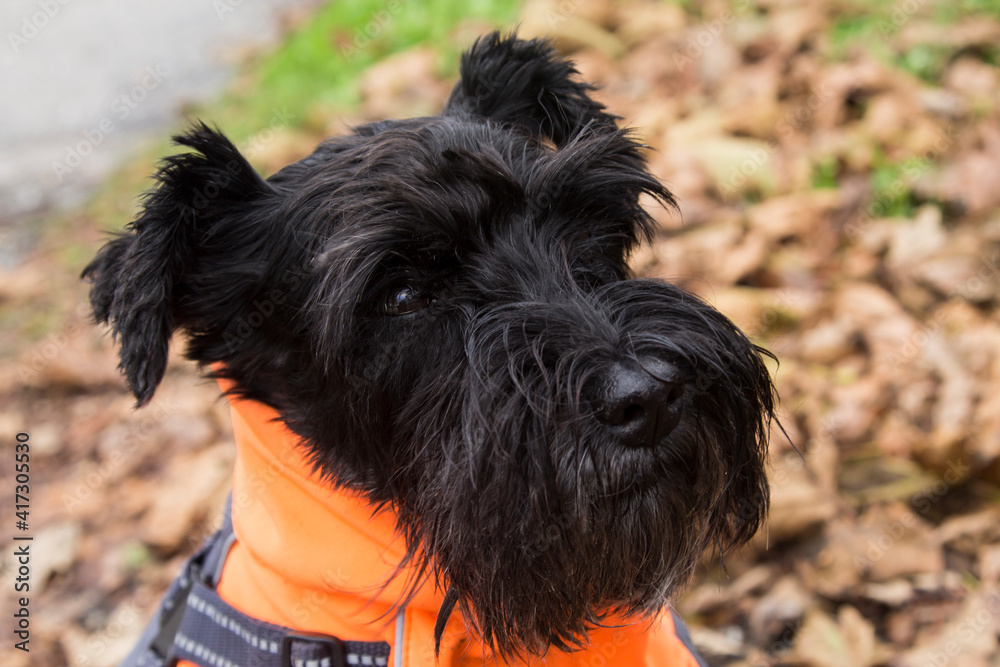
[85,32,775,663]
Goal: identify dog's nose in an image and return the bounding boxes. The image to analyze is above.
[594,360,684,448]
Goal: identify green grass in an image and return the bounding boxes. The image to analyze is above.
[932,0,1000,23]
[827,0,1000,82]
[826,0,898,61]
[811,156,840,190]
[869,160,920,218]
[896,44,957,83]
[204,0,522,141]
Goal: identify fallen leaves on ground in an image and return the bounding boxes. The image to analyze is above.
[3,0,1000,665]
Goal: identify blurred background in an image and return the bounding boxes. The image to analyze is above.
[2,0,1000,665]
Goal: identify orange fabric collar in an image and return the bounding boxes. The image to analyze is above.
[209,382,701,667]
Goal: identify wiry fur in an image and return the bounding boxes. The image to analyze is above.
[84,32,775,660]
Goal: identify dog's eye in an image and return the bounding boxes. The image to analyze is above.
[385,286,430,315]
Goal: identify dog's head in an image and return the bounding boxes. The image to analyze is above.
[84,32,775,658]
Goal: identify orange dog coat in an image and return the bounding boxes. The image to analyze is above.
[176,386,704,667]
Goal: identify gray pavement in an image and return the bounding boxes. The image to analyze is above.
[0,0,320,264]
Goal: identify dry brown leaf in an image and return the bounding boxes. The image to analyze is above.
[897,591,999,667]
[359,47,449,119]
[748,190,841,242]
[789,608,853,667]
[920,125,1000,215]
[855,502,943,582]
[140,444,233,553]
[30,521,82,592]
[614,3,686,47]
[749,576,811,644]
[763,463,839,543]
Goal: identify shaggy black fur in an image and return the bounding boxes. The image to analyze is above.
[84,32,776,659]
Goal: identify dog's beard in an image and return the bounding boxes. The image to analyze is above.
[78,32,776,662]
[386,280,773,658]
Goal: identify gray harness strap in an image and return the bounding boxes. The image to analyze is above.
[119,498,707,667]
[118,496,391,667]
[669,610,710,667]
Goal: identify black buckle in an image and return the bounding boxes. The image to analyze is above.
[281,631,345,667]
[152,563,200,662]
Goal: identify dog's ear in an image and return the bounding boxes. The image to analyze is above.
[82,123,277,406]
[443,31,617,144]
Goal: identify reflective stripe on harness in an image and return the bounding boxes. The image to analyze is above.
[118,490,709,667]
[117,495,392,667]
